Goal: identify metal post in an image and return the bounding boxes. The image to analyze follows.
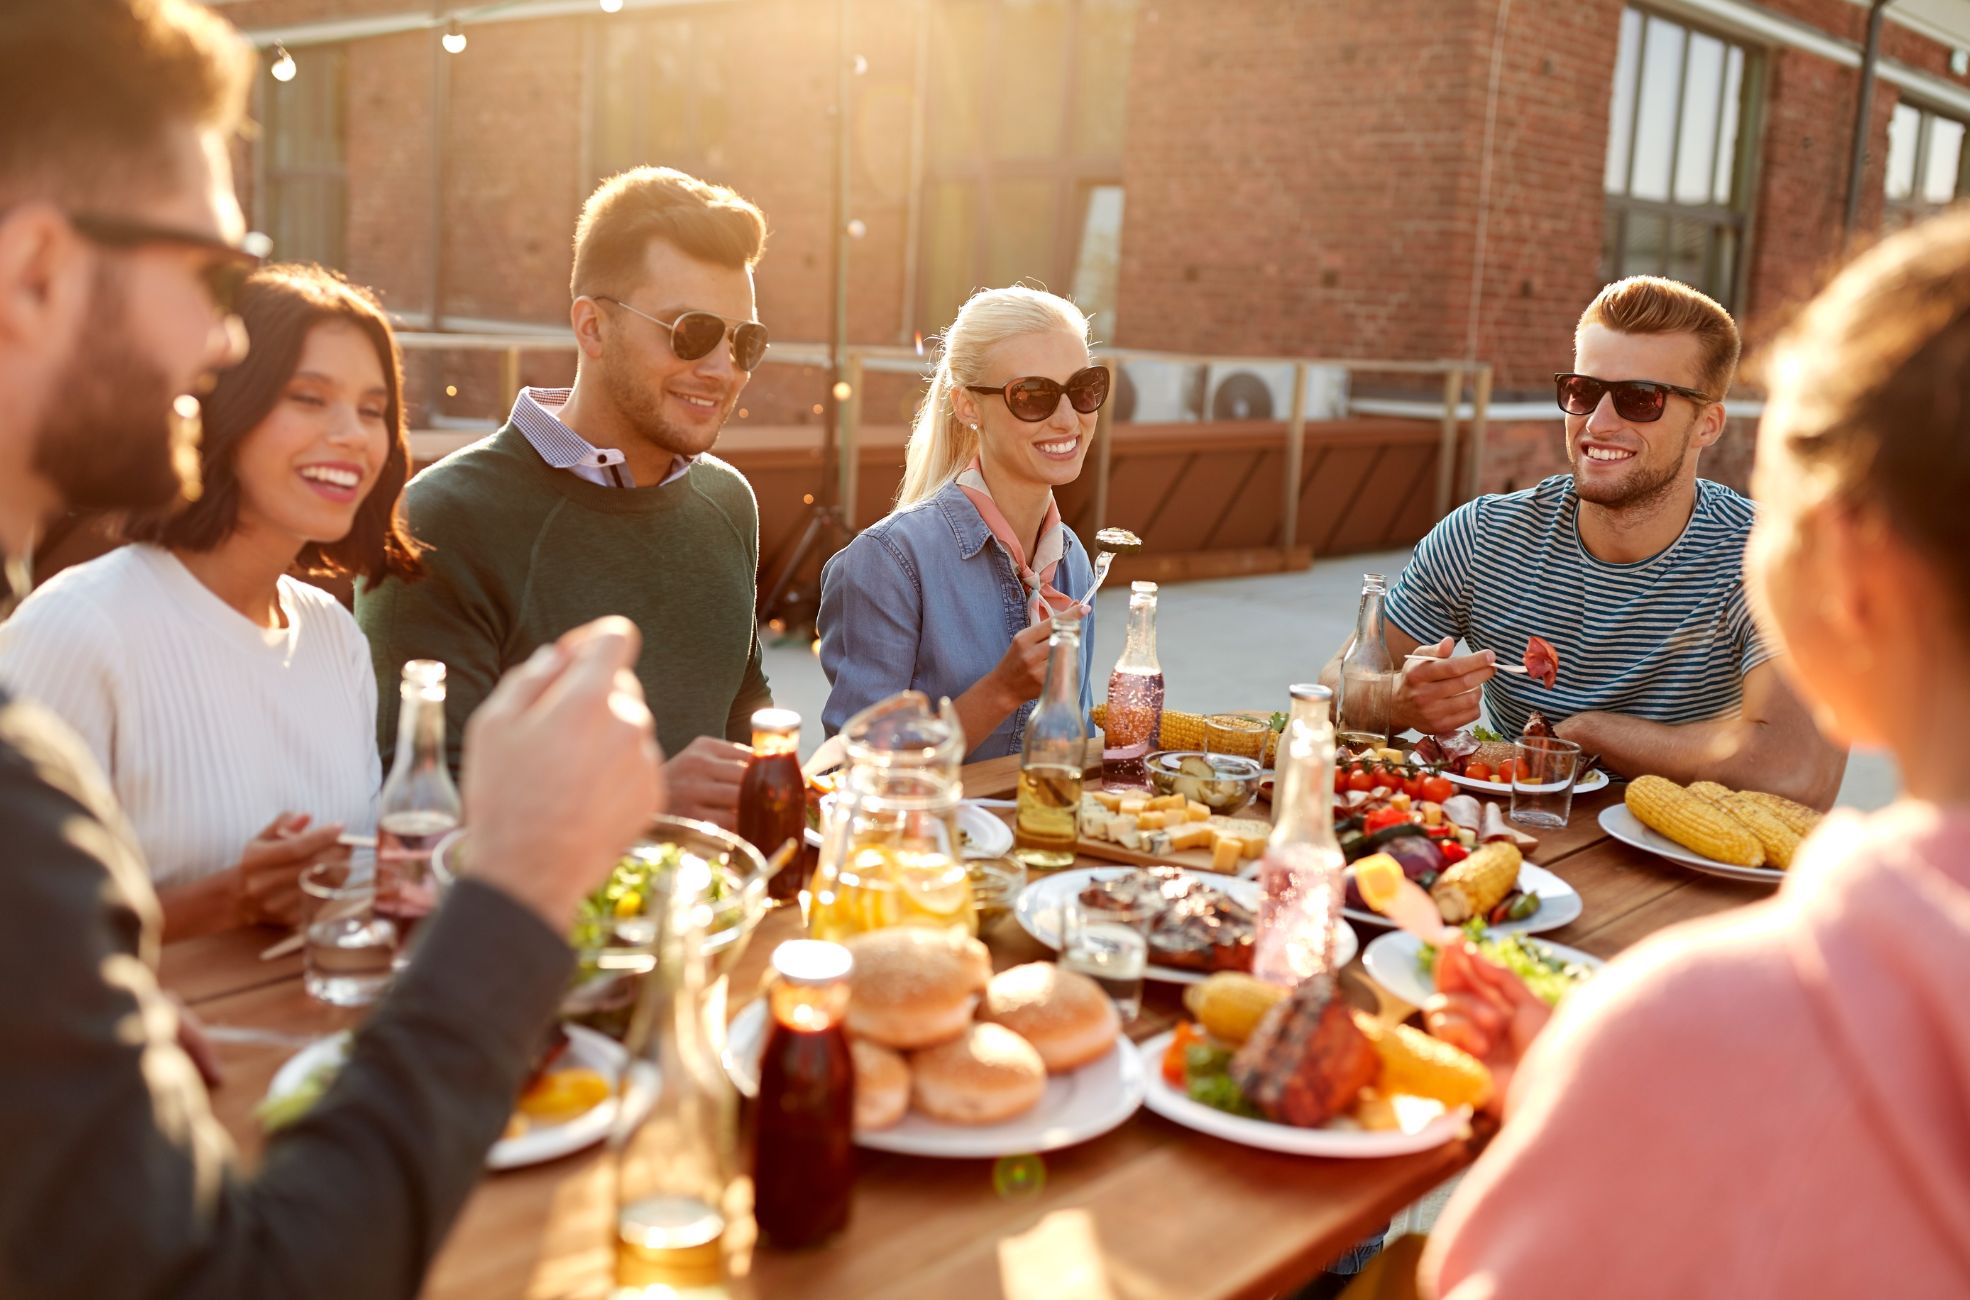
[1467,365,1494,503]
[839,353,864,527]
[499,345,522,416]
[1435,367,1465,518]
[1090,356,1117,535]
[1843,0,1893,236]
[1281,362,1308,557]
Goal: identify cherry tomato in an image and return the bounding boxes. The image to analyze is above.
[1420,775,1456,804]
[1465,761,1492,783]
[1401,773,1425,799]
[1334,766,1351,795]
[1347,768,1375,793]
[1496,759,1517,785]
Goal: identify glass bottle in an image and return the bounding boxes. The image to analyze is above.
[737,708,806,905]
[612,855,742,1298]
[1335,574,1395,750]
[1014,611,1088,871]
[1100,582,1165,792]
[808,692,974,941]
[1252,683,1347,989]
[376,659,462,958]
[751,940,855,1250]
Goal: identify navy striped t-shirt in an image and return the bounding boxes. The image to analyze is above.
[1382,475,1772,738]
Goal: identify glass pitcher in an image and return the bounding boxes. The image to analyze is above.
[807,691,976,941]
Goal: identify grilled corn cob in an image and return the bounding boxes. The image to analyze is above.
[1183,972,1289,1045]
[1626,775,1765,867]
[1687,781,1735,805]
[1092,705,1279,764]
[1721,793,1803,869]
[1351,1012,1492,1110]
[1429,842,1522,923]
[1735,790,1824,839]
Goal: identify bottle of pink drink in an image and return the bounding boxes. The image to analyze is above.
[1253,683,1345,989]
[1101,582,1164,792]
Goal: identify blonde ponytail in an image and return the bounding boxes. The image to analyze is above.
[896,285,1092,507]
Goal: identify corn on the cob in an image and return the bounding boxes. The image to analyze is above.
[1183,972,1288,1045]
[1351,1012,1492,1110]
[1626,775,1765,867]
[1429,842,1522,923]
[1735,790,1824,839]
[1094,705,1280,763]
[1687,780,1735,805]
[1720,793,1802,869]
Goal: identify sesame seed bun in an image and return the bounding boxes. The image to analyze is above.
[850,1039,910,1131]
[977,962,1120,1073]
[908,1023,1047,1125]
[841,928,992,1050]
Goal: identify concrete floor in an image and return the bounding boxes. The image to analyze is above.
[761,546,1899,812]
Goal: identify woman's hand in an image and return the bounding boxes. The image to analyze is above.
[987,618,1058,708]
[1422,938,1554,1113]
[234,812,345,928]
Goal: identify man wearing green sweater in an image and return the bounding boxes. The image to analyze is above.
[359,167,775,828]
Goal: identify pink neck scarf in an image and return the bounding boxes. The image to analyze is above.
[955,459,1076,625]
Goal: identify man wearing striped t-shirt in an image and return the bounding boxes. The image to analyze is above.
[1325,277,1844,808]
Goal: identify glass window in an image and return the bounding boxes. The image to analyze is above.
[264,45,348,269]
[920,0,1135,334]
[1601,8,1756,308]
[1884,102,1970,232]
[590,15,737,179]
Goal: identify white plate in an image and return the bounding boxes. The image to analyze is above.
[1407,753,1609,797]
[1135,1030,1469,1157]
[1341,860,1581,936]
[1361,929,1604,1009]
[1597,804,1785,885]
[264,1024,625,1170]
[1013,866,1357,985]
[723,1000,1144,1158]
[803,801,1012,861]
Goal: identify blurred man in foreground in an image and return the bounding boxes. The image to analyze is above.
[0,3,660,1294]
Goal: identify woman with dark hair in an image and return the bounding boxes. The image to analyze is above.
[0,263,423,939]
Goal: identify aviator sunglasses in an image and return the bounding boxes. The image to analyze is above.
[965,365,1111,422]
[595,296,770,371]
[1554,371,1714,424]
[68,212,271,314]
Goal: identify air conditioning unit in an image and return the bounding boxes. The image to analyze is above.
[1113,360,1349,424]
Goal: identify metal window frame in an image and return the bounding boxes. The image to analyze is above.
[1882,97,1970,226]
[1603,4,1766,310]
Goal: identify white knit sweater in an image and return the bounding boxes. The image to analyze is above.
[0,545,380,887]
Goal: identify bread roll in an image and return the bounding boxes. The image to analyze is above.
[841,927,992,1050]
[978,962,1120,1073]
[909,1023,1047,1125]
[850,1039,909,1131]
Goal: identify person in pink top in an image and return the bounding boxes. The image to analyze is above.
[1418,210,1970,1298]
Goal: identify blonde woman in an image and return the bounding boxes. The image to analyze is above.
[818,286,1104,759]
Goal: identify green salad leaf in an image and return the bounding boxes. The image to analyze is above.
[1471,725,1504,743]
[1181,1042,1263,1118]
[1419,921,1594,1007]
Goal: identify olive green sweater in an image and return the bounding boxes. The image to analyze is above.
[356,424,771,771]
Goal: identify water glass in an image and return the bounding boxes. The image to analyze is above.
[1056,894,1148,1021]
[300,853,397,1007]
[1203,712,1271,762]
[1510,737,1583,830]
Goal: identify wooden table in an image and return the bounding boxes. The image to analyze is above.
[167,757,1771,1300]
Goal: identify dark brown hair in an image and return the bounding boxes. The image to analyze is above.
[570,166,768,299]
[1578,275,1742,400]
[1761,208,1970,634]
[125,263,425,582]
[0,0,252,210]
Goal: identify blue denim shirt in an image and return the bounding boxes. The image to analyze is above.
[818,482,1097,761]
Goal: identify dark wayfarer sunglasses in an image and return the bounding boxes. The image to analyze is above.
[68,212,272,314]
[1554,371,1715,424]
[965,365,1110,422]
[596,296,770,371]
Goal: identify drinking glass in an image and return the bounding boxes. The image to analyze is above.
[1203,712,1271,762]
[300,852,397,1007]
[1510,737,1583,830]
[1057,894,1148,1021]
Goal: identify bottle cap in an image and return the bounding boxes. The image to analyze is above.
[750,707,801,734]
[1289,682,1333,704]
[402,659,446,687]
[772,939,853,986]
[1130,580,1158,594]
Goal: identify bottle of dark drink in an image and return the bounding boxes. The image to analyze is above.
[751,940,855,1250]
[737,708,806,904]
[1101,581,1164,791]
[376,659,461,961]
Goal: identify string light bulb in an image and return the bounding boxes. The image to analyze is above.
[441,19,467,54]
[599,0,624,11]
[270,43,297,82]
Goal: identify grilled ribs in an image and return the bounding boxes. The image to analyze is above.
[1229,978,1377,1127]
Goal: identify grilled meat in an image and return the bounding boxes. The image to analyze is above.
[1079,868,1255,973]
[1229,978,1378,1127]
